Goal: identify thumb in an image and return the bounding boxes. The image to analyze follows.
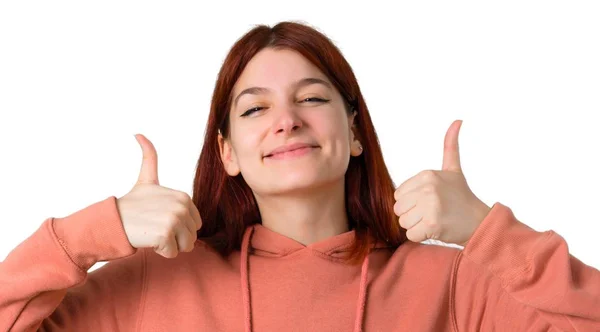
[442,120,463,172]
[134,133,160,185]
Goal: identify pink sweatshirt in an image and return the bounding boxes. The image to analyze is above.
[1,196,599,331]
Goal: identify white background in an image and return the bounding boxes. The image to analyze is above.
[1,1,598,273]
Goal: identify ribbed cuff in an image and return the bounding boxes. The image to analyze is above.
[52,196,137,271]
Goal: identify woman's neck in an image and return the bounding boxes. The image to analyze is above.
[254,180,349,246]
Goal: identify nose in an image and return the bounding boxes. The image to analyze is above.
[272,105,303,135]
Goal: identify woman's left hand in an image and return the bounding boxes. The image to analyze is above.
[393,120,492,246]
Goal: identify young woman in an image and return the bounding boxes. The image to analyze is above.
[1,21,599,332]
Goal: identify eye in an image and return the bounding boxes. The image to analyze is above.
[302,97,329,103]
[241,106,265,117]
[240,98,329,117]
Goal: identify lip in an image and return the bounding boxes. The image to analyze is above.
[264,142,319,158]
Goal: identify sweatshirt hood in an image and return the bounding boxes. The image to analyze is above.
[239,223,392,332]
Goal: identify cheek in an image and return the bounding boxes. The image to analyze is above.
[231,127,262,168]
[309,106,348,131]
[309,112,351,147]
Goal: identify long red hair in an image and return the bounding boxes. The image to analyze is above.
[193,21,407,265]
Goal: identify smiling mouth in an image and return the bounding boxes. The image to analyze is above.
[264,146,318,160]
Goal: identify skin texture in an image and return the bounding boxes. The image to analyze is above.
[218,48,363,246]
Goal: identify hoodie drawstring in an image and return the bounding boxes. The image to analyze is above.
[240,225,371,332]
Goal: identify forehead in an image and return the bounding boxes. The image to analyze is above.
[232,48,329,93]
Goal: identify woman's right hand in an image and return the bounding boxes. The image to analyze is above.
[116,134,203,259]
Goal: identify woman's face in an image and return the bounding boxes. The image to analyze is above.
[218,48,363,196]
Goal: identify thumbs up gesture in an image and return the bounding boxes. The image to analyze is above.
[393,120,491,246]
[116,134,203,258]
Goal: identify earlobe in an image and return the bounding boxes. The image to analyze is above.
[218,134,241,176]
[348,112,363,157]
[351,141,363,157]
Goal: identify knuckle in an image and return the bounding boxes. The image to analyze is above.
[175,190,191,203]
[166,214,181,228]
[422,183,437,194]
[174,202,189,218]
[420,170,437,182]
[424,218,439,231]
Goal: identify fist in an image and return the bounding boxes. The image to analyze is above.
[393,120,491,246]
[116,134,203,258]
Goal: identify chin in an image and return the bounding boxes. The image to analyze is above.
[270,172,340,195]
[277,173,320,189]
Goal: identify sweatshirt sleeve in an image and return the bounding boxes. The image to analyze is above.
[451,202,600,331]
[0,196,146,331]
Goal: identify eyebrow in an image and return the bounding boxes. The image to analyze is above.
[232,77,333,108]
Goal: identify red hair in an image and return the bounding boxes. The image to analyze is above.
[193,21,407,265]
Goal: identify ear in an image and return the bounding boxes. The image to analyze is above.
[348,111,363,157]
[218,132,241,176]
